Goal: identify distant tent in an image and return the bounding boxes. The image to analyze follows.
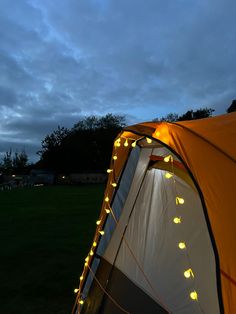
[72,113,236,314]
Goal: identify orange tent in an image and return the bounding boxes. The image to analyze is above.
[73,112,236,314]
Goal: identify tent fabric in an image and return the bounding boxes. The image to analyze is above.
[123,112,236,313]
[75,113,236,314]
[103,147,220,314]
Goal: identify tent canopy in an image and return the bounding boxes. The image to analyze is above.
[73,112,236,314]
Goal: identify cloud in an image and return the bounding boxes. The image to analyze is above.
[0,0,235,161]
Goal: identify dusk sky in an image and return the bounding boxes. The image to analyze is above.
[0,0,236,161]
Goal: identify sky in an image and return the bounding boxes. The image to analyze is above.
[0,0,236,162]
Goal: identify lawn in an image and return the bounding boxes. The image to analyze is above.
[0,184,105,314]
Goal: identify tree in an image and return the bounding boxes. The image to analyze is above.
[154,107,215,122]
[227,100,236,113]
[0,149,29,174]
[37,114,126,172]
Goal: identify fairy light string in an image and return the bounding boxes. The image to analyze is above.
[164,153,204,311]
[73,135,164,313]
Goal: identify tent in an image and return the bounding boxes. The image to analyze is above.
[72,112,236,314]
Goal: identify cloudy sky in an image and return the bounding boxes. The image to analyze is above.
[0,0,236,161]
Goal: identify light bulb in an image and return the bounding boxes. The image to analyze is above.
[85,262,88,267]
[99,230,105,235]
[164,155,173,162]
[131,141,136,148]
[114,139,121,147]
[93,241,97,247]
[79,300,84,305]
[173,217,181,224]
[74,288,79,293]
[190,291,198,300]
[178,242,186,249]
[96,220,101,225]
[124,139,128,147]
[80,276,84,281]
[105,196,109,202]
[85,256,89,262]
[165,172,173,179]
[105,208,110,214]
[184,268,194,278]
[176,197,185,205]
[146,137,152,144]
[89,250,94,256]
[111,182,117,187]
[107,169,112,173]
[113,155,118,160]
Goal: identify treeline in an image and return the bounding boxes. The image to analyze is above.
[36,114,126,173]
[0,150,29,175]
[1,100,235,175]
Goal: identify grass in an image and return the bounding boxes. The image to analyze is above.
[0,184,105,314]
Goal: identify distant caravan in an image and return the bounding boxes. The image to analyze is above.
[72,112,236,314]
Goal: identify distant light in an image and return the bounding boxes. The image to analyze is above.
[80,276,84,281]
[96,220,101,225]
[99,230,105,235]
[92,241,97,247]
[85,257,89,262]
[62,175,66,179]
[79,300,84,305]
[74,288,79,293]
[111,182,117,187]
[107,169,112,173]
[146,137,152,144]
[113,155,118,160]
[89,250,94,256]
[105,208,110,214]
[12,174,16,177]
[105,196,109,202]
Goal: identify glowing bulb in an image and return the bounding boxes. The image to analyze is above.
[146,137,152,144]
[113,155,118,160]
[80,276,84,281]
[89,250,94,256]
[74,288,79,293]
[165,172,173,179]
[79,300,84,305]
[85,256,89,262]
[93,241,97,247]
[99,230,105,235]
[178,242,186,249]
[85,262,88,267]
[105,208,110,214]
[96,220,101,225]
[184,269,194,278]
[124,139,128,147]
[132,141,136,148]
[114,139,121,147]
[164,155,173,162]
[105,196,109,202]
[107,169,112,173]
[176,197,185,205]
[190,291,198,301]
[111,182,117,187]
[173,217,181,224]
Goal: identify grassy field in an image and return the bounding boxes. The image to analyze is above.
[0,184,105,314]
